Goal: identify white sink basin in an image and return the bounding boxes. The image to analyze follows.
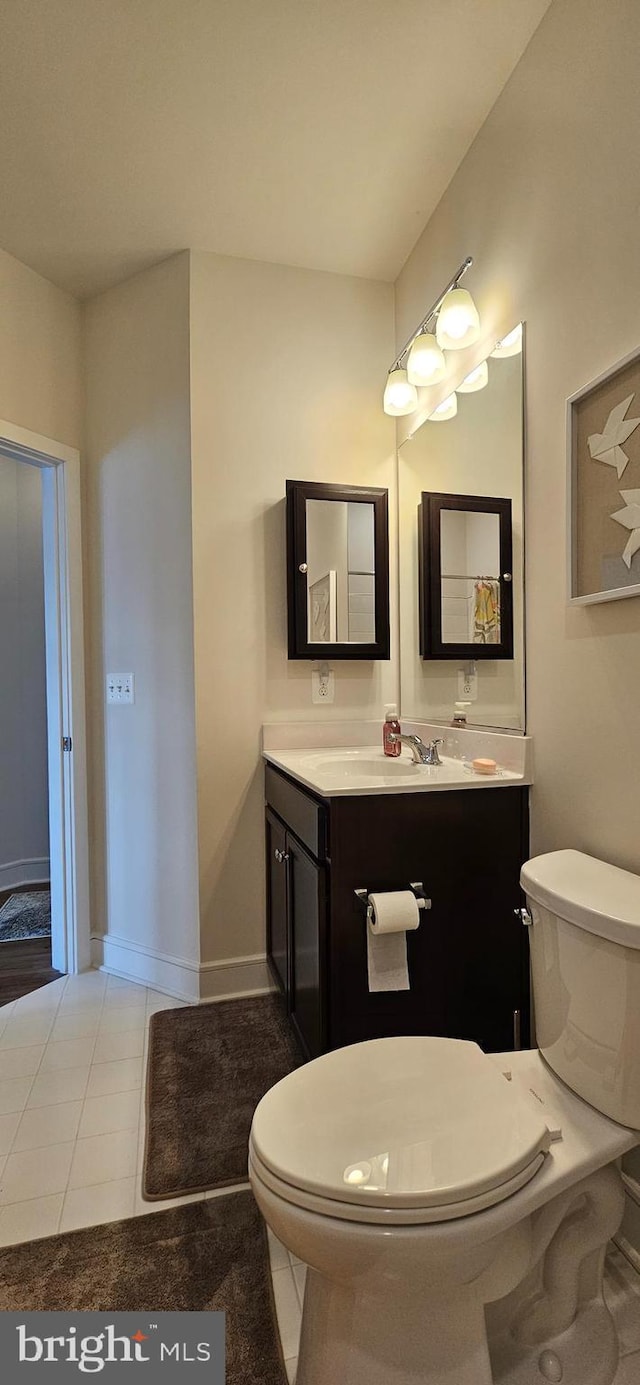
[306,753,420,781]
[264,744,526,797]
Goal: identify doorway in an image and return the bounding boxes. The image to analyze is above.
[0,457,57,999]
[0,419,90,1000]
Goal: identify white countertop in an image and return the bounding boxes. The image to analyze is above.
[263,743,529,797]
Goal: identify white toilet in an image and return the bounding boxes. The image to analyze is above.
[249,850,640,1385]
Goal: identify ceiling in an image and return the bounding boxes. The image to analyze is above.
[0,0,551,299]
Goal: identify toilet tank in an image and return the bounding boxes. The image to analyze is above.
[521,849,640,1130]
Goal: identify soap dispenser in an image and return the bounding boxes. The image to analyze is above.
[451,701,471,727]
[383,705,401,757]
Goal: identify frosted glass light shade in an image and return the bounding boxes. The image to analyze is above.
[491,324,523,358]
[436,287,481,350]
[430,393,458,421]
[407,332,446,386]
[383,369,418,416]
[457,360,489,393]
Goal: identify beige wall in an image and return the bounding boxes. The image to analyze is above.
[0,246,81,447]
[190,252,395,965]
[83,254,201,985]
[395,0,640,874]
[395,0,640,1249]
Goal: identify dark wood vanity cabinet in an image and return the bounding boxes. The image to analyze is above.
[265,764,530,1061]
[265,810,289,996]
[265,769,329,1058]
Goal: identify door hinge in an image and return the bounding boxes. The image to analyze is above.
[62,736,72,753]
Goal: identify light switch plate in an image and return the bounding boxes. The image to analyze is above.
[106,673,135,704]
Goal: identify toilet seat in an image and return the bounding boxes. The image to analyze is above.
[250,1036,551,1226]
[249,1144,548,1225]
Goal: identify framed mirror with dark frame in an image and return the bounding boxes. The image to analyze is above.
[286,480,390,660]
[418,491,514,660]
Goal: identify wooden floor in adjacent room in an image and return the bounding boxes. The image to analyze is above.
[0,938,63,1006]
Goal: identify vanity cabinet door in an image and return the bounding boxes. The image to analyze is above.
[287,833,326,1060]
[266,810,289,1000]
[328,787,529,1055]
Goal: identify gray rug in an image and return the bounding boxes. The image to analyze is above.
[143,993,304,1199]
[0,890,51,941]
[0,1191,286,1385]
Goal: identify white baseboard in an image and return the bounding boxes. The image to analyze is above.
[91,932,273,1005]
[199,954,274,1003]
[0,857,50,891]
[91,932,200,1002]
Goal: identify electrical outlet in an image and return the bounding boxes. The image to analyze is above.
[458,666,478,701]
[106,672,135,704]
[312,667,335,704]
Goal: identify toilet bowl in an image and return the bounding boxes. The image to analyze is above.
[250,850,640,1385]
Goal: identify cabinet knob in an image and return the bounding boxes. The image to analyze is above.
[274,848,290,864]
[502,572,512,582]
[298,563,308,574]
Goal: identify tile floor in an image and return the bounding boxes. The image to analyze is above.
[0,969,639,1385]
[0,969,247,1243]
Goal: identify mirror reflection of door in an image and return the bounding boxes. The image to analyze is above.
[440,510,501,644]
[306,499,376,643]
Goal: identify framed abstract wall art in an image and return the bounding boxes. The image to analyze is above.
[567,344,640,604]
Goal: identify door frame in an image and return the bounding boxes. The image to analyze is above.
[0,418,90,973]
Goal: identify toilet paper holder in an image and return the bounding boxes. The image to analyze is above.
[354,882,432,911]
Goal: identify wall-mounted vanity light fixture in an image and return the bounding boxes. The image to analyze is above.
[383,256,480,417]
[435,287,480,351]
[383,368,418,416]
[407,332,446,387]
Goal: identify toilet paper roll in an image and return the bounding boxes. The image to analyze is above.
[367,891,421,935]
[366,891,420,993]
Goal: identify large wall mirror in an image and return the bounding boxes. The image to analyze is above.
[399,325,525,729]
[287,480,390,659]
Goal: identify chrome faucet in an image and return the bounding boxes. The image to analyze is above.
[388,733,444,766]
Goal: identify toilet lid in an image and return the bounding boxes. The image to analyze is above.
[250,1037,550,1213]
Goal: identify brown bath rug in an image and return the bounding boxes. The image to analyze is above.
[143,993,304,1199]
[0,1192,286,1385]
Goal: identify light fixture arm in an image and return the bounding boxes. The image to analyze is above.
[390,255,473,373]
